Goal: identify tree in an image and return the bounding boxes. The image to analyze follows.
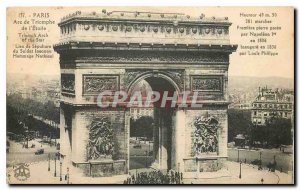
[7,94,60,123]
[130,116,154,139]
[7,105,25,135]
[7,94,60,139]
[228,109,252,142]
[249,117,292,148]
[265,117,292,146]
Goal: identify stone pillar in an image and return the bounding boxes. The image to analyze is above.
[218,108,228,158]
[60,106,72,164]
[59,107,67,156]
[153,108,169,170]
[71,111,89,163]
[159,124,168,170]
[152,108,160,168]
[124,110,130,174]
[173,109,186,172]
[158,109,163,168]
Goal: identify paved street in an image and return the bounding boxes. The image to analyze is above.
[7,140,293,184]
[7,160,293,184]
[7,160,127,184]
[129,139,154,169]
[129,139,153,156]
[228,147,293,172]
[7,139,58,167]
[185,161,293,184]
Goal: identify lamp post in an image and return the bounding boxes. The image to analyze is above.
[237,149,240,162]
[259,152,262,170]
[25,128,29,148]
[239,162,242,179]
[54,155,57,177]
[145,150,148,168]
[49,132,52,147]
[135,154,137,177]
[149,140,151,156]
[48,153,50,171]
[260,152,262,162]
[60,162,62,181]
[22,121,29,149]
[273,155,277,172]
[67,167,70,184]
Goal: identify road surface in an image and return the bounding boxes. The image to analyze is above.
[228,148,293,173]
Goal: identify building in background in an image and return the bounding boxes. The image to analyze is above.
[251,86,294,125]
[233,102,252,110]
[130,107,154,120]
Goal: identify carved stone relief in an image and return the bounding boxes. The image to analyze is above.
[61,74,75,94]
[86,118,114,160]
[192,115,219,156]
[83,75,119,95]
[123,70,145,87]
[191,76,222,92]
[164,70,184,90]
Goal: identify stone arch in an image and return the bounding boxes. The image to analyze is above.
[127,71,181,96]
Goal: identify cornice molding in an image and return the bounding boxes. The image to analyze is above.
[54,41,238,53]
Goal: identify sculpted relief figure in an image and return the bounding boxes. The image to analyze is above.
[87,118,114,160]
[193,116,219,156]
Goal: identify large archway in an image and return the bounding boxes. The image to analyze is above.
[128,73,179,171]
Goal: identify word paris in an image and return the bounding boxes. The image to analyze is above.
[97,91,203,108]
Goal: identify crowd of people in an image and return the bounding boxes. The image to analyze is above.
[124,170,183,184]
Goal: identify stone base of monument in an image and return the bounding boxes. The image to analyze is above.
[182,156,228,178]
[183,168,231,179]
[73,159,127,177]
[149,162,161,170]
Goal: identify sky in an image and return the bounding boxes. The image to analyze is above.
[6,7,294,79]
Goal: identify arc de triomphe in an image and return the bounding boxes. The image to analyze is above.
[54,10,237,177]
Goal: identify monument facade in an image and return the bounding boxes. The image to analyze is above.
[54,10,237,177]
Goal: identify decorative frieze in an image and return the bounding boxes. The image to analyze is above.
[59,10,231,37]
[61,74,75,95]
[123,70,145,87]
[61,22,228,38]
[191,75,223,92]
[83,75,119,95]
[76,51,229,64]
[164,70,184,90]
[124,69,184,91]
